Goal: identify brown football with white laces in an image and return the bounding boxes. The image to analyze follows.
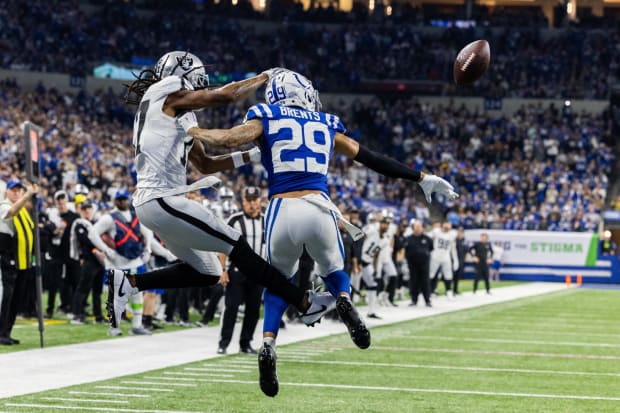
[453,40,490,85]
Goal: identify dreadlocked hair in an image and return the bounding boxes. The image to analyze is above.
[123,69,160,105]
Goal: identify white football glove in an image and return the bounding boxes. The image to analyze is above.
[418,174,459,204]
[248,146,261,163]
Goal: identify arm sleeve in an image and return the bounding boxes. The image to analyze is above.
[354,145,422,182]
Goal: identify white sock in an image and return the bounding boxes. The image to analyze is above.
[130,292,144,328]
[367,290,377,314]
[263,337,276,348]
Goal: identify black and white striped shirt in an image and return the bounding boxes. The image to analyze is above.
[227,211,265,262]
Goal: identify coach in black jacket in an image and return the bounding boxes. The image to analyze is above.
[405,220,433,307]
[469,233,493,294]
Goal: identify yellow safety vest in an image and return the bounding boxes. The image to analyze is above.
[13,208,34,270]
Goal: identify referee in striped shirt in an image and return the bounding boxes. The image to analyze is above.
[217,186,265,354]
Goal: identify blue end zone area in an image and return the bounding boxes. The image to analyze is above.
[463,256,620,284]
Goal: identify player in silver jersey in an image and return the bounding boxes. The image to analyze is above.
[429,222,459,298]
[106,51,337,339]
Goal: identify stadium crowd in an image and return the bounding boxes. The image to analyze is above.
[0,80,613,232]
[1,1,619,98]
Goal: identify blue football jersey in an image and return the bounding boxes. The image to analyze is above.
[245,103,346,197]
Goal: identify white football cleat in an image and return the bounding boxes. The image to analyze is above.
[106,269,138,331]
[300,291,336,327]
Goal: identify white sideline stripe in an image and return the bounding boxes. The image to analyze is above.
[164,372,235,378]
[372,346,620,360]
[121,381,196,387]
[41,397,129,404]
[444,326,620,339]
[405,335,620,348]
[282,358,620,377]
[5,404,205,413]
[175,378,620,401]
[69,391,150,398]
[190,367,250,373]
[95,386,174,393]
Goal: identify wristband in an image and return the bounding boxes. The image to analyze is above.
[231,151,245,168]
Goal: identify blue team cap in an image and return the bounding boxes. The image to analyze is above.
[6,179,23,190]
[114,189,130,200]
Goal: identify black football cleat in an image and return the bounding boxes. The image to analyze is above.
[336,295,371,349]
[258,344,279,397]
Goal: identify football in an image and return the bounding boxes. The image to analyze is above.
[453,40,490,85]
[101,233,115,249]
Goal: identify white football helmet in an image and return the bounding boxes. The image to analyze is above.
[265,70,321,112]
[218,186,235,200]
[380,209,394,223]
[154,51,209,90]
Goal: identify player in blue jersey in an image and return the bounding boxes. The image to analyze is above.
[189,69,458,397]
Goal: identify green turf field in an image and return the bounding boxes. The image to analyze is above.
[2,287,619,413]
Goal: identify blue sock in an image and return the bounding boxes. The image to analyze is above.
[323,270,351,298]
[263,288,289,336]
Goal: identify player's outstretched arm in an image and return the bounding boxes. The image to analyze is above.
[188,140,260,175]
[333,132,458,203]
[164,73,269,114]
[188,119,264,148]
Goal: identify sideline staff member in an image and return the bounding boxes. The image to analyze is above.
[0,179,38,345]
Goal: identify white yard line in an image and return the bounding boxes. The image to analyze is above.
[277,349,327,355]
[41,397,128,404]
[142,376,239,383]
[163,372,235,378]
[69,391,150,398]
[95,386,174,393]
[121,381,196,388]
[185,367,250,373]
[208,361,255,367]
[4,404,205,413]
[164,378,620,401]
[370,346,620,360]
[398,335,620,348]
[440,326,620,339]
[459,320,620,333]
[280,358,620,377]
